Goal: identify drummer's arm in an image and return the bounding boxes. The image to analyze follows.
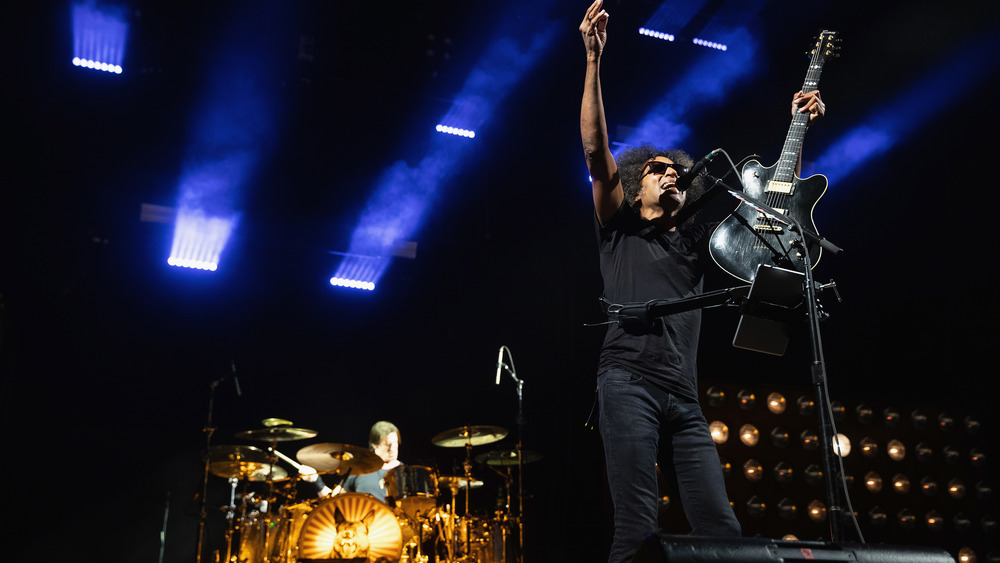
[298,465,338,497]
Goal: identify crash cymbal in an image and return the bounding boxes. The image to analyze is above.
[475,448,543,466]
[438,475,484,490]
[236,426,318,442]
[296,443,383,475]
[261,418,295,427]
[207,445,289,481]
[431,425,508,448]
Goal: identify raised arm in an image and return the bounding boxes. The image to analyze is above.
[580,0,623,226]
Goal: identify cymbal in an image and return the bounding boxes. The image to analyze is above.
[296,443,383,475]
[207,445,289,481]
[236,426,318,442]
[438,475,484,490]
[431,425,508,448]
[475,448,543,466]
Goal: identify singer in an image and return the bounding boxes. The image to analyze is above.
[578,1,824,561]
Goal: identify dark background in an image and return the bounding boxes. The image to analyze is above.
[5,1,999,561]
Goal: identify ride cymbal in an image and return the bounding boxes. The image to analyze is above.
[438,475,484,490]
[431,425,508,448]
[475,448,543,466]
[296,443,383,475]
[236,426,318,442]
[207,445,289,481]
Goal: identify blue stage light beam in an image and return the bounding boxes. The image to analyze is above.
[167,5,287,273]
[811,33,998,188]
[71,1,128,74]
[331,4,560,291]
[620,25,759,152]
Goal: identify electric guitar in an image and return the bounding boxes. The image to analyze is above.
[710,30,841,283]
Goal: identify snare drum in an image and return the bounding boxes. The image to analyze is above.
[296,493,402,562]
[266,500,316,563]
[384,465,439,523]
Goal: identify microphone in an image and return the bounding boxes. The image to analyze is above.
[495,346,504,385]
[675,149,720,191]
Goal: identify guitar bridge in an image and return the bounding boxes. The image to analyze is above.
[753,208,787,233]
[766,180,794,195]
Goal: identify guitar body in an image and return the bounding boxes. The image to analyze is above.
[709,160,827,283]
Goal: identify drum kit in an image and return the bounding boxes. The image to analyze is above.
[203,419,541,563]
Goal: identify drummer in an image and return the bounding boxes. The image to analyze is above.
[300,420,401,503]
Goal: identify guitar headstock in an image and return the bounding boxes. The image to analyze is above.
[806,30,842,63]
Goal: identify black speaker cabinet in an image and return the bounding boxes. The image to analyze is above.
[634,534,954,562]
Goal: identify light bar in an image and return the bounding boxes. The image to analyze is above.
[329,254,390,292]
[167,208,237,272]
[72,2,128,74]
[693,37,728,51]
[435,124,476,138]
[329,277,375,291]
[639,28,675,42]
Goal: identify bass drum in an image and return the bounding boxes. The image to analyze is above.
[266,500,316,563]
[297,493,402,562]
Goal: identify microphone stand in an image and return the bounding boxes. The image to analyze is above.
[703,169,846,542]
[497,347,525,562]
[195,379,219,563]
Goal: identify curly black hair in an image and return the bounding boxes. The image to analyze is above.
[617,144,706,222]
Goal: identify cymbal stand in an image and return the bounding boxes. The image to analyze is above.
[463,440,474,560]
[196,379,220,563]
[222,477,238,563]
[497,346,525,561]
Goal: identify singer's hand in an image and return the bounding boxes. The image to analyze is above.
[793,90,825,127]
[580,0,609,60]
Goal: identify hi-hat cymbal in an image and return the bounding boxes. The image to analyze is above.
[236,426,318,442]
[431,425,508,448]
[207,445,289,481]
[296,443,383,475]
[475,448,543,466]
[438,475,484,490]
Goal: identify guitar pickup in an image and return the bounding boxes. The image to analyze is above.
[766,180,794,195]
[754,208,787,233]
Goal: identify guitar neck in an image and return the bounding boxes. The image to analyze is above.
[773,33,834,184]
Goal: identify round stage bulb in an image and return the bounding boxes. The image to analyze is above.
[766,392,787,414]
[739,424,760,447]
[860,437,878,458]
[887,440,906,461]
[832,433,851,457]
[709,421,729,444]
[807,500,827,522]
[864,471,883,493]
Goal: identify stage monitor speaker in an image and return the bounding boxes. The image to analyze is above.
[634,534,954,562]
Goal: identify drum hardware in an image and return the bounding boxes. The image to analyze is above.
[474,449,542,467]
[235,426,319,443]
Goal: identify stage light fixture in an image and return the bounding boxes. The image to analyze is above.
[742,459,763,482]
[807,500,827,523]
[898,508,917,529]
[777,498,797,520]
[434,124,476,138]
[709,421,729,444]
[746,496,766,518]
[804,464,823,486]
[769,427,790,449]
[892,474,911,494]
[964,415,981,435]
[856,403,874,424]
[938,412,956,432]
[692,37,727,51]
[830,401,846,420]
[329,276,375,291]
[868,506,887,527]
[915,442,933,463]
[883,407,901,427]
[737,389,757,410]
[766,392,786,414]
[739,424,760,446]
[865,471,883,493]
[925,510,944,531]
[832,433,851,457]
[974,481,992,501]
[800,430,819,451]
[167,209,237,272]
[981,515,998,534]
[887,439,906,461]
[72,2,128,75]
[969,448,986,467]
[706,386,726,407]
[773,462,793,484]
[954,513,972,532]
[956,547,976,563]
[796,395,815,416]
[948,478,967,499]
[942,446,960,465]
[781,534,798,540]
[911,409,928,429]
[920,476,939,497]
[720,458,733,479]
[638,27,675,42]
[860,437,878,458]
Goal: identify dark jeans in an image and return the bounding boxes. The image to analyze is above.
[598,368,740,563]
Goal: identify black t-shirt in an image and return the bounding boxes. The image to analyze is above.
[596,201,717,402]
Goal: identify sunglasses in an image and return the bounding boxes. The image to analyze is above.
[639,160,688,180]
